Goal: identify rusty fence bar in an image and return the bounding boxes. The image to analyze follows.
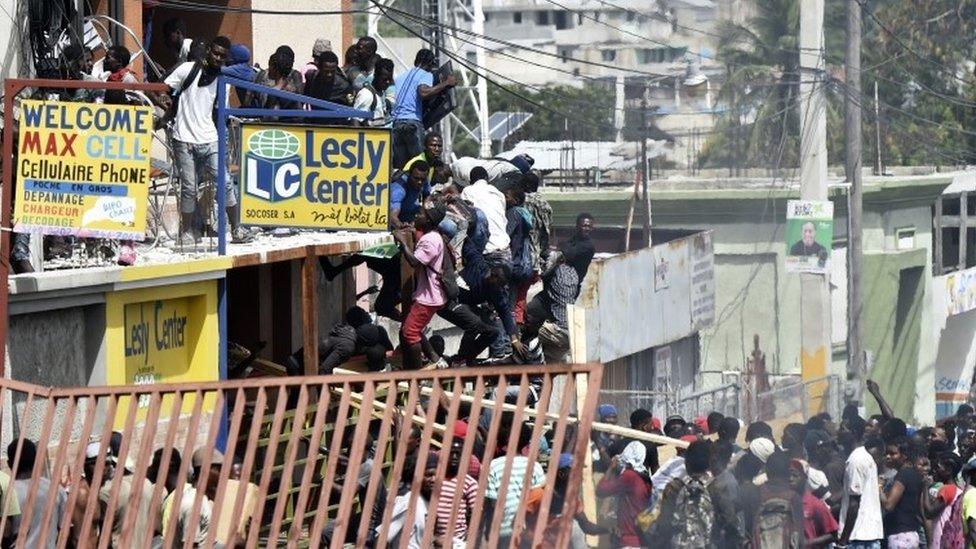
[0,363,602,548]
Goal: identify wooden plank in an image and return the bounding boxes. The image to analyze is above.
[302,253,319,377]
[576,371,599,547]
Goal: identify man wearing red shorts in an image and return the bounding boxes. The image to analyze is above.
[395,203,449,369]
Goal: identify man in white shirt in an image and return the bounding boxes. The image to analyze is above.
[838,416,884,549]
[460,167,510,255]
[352,61,393,127]
[162,36,248,247]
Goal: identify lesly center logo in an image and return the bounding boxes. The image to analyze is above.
[245,129,302,202]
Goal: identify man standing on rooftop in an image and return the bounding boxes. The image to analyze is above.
[390,49,456,168]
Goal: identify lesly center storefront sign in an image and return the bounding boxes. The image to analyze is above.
[239,125,391,230]
[14,100,151,240]
[124,297,192,405]
[107,282,218,425]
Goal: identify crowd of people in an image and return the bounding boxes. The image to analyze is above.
[585,381,976,549]
[0,433,255,548]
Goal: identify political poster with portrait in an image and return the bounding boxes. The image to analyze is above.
[238,124,391,230]
[13,100,152,240]
[785,200,833,274]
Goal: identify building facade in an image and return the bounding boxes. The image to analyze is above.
[545,170,959,424]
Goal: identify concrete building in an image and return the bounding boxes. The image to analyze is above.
[545,170,963,424]
[478,0,752,166]
[566,229,715,419]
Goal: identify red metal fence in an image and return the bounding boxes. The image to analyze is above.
[0,363,602,548]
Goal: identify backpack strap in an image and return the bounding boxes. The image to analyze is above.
[179,62,203,95]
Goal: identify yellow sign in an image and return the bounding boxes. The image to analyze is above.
[106,281,218,424]
[239,124,390,230]
[13,100,152,240]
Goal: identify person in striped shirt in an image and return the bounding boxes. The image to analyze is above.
[483,425,547,546]
[428,439,479,544]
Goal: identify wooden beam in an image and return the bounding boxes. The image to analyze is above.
[331,368,689,447]
[301,253,319,377]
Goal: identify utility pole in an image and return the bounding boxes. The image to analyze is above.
[873,81,883,175]
[798,0,832,385]
[641,84,651,248]
[845,0,865,404]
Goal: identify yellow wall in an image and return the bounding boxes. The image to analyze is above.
[105,280,219,426]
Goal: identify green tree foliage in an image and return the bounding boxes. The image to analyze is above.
[861,0,976,166]
[702,0,976,169]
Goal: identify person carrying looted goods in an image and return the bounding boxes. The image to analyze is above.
[390,49,456,168]
[450,153,535,188]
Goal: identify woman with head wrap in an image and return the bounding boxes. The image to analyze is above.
[596,441,652,548]
[749,437,777,486]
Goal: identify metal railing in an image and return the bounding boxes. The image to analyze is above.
[0,363,602,548]
[596,389,673,420]
[750,375,843,424]
[674,383,741,420]
[597,382,740,421]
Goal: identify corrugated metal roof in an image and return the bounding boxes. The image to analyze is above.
[501,140,669,170]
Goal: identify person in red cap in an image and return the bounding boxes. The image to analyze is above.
[451,420,482,478]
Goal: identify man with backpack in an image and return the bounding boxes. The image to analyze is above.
[751,451,803,548]
[653,439,714,548]
[161,36,249,247]
[395,203,451,369]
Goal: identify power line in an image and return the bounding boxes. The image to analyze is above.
[373,0,599,128]
[157,0,365,15]
[832,77,976,139]
[832,79,976,166]
[377,3,672,79]
[388,4,825,118]
[380,0,823,149]
[534,0,721,60]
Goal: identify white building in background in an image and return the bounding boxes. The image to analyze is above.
[477,0,753,167]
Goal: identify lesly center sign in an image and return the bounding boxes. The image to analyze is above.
[239,125,391,230]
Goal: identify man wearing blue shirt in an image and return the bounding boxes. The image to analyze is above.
[390,161,431,229]
[390,49,456,168]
